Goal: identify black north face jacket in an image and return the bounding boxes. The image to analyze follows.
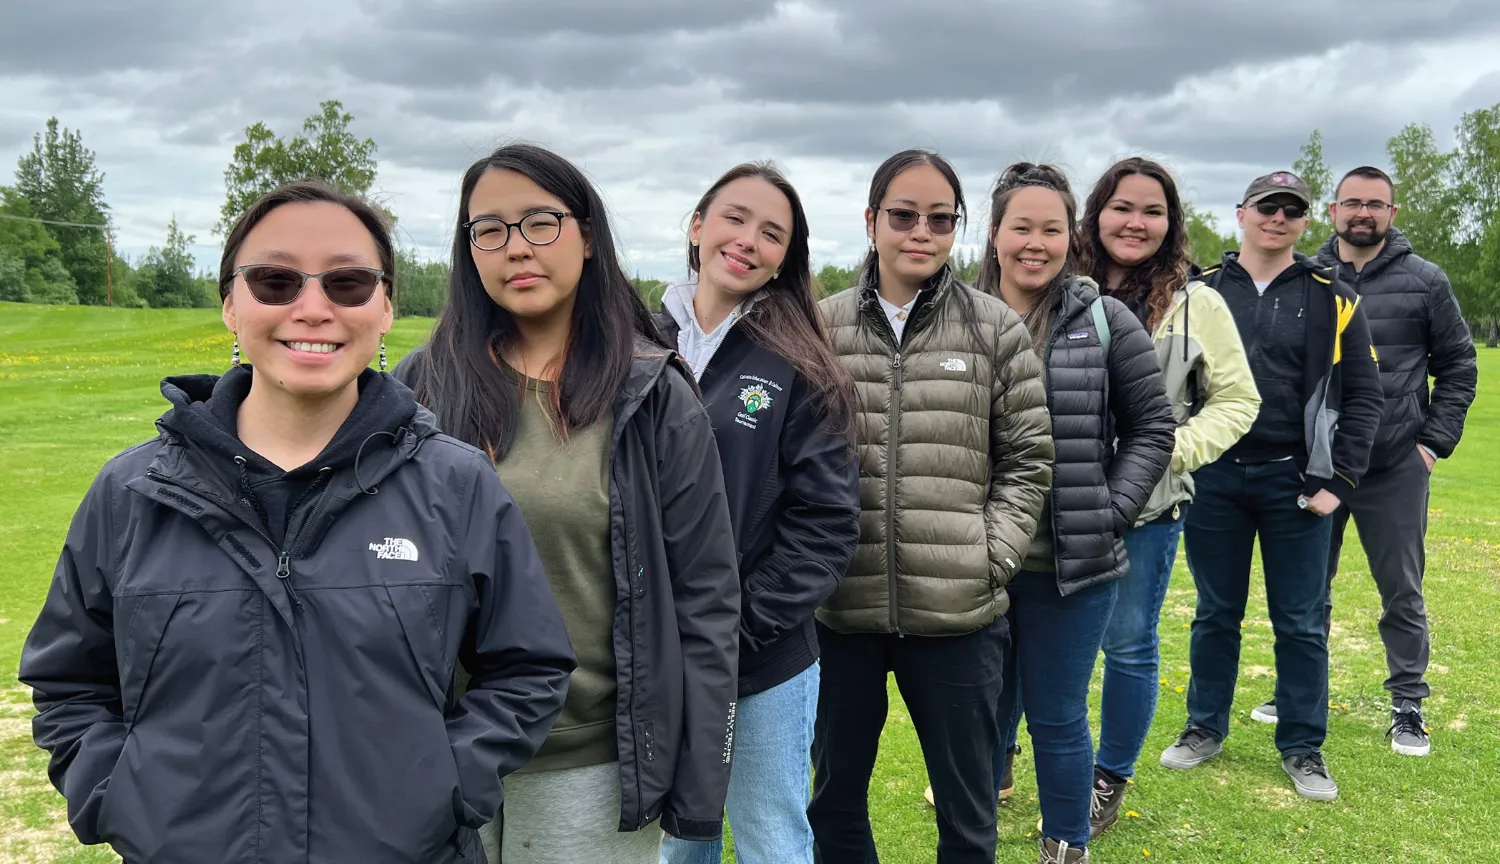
[19,368,577,863]
[396,339,742,841]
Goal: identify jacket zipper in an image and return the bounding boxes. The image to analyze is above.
[887,351,903,635]
[147,467,331,610]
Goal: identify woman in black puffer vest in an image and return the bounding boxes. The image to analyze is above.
[979,163,1174,864]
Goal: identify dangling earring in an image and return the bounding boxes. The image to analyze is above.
[231,335,241,367]
[379,335,388,372]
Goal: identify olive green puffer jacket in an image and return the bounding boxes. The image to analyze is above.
[816,266,1054,636]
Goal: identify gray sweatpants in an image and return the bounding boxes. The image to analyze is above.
[1325,444,1432,703]
[481,761,663,864]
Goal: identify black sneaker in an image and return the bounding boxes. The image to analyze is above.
[1282,751,1338,801]
[1159,726,1222,770]
[1088,766,1127,839]
[1388,700,1431,757]
[1250,700,1278,724]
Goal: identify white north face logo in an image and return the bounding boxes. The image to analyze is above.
[369,537,420,561]
[940,358,967,372]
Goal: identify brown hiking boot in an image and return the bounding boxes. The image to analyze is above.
[999,744,1019,801]
[1088,766,1128,839]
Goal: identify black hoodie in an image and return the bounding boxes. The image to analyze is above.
[159,365,419,549]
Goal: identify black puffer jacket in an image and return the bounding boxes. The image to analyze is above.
[1034,277,1175,594]
[1316,228,1478,472]
[19,367,576,864]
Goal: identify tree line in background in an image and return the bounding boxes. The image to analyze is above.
[4,101,1498,344]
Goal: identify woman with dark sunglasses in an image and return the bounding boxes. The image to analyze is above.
[20,180,577,863]
[808,149,1054,864]
[979,163,1175,864]
[394,143,740,864]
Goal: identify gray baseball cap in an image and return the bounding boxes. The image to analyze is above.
[1242,171,1311,207]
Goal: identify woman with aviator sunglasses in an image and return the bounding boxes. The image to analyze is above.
[20,180,577,863]
[810,149,1053,864]
[395,144,740,864]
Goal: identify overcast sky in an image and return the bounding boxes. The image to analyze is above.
[4,0,1500,281]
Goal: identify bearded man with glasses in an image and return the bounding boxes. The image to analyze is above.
[1253,164,1480,761]
[1159,171,1383,803]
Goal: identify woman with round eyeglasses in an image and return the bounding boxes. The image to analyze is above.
[19,180,577,863]
[395,144,741,864]
[809,148,1054,863]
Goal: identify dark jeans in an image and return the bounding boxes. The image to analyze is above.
[1097,512,1187,778]
[810,618,1008,864]
[1184,458,1334,757]
[997,570,1118,849]
[1326,445,1432,703]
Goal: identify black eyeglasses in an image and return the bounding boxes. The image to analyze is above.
[464,211,575,251]
[1336,199,1392,214]
[878,207,960,235]
[231,265,386,307]
[1252,202,1308,220]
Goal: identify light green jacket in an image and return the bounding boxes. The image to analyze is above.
[1135,281,1261,525]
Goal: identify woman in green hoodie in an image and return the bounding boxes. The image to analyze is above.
[1078,157,1260,833]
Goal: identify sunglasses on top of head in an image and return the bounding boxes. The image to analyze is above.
[1250,201,1307,220]
[231,264,387,307]
[878,207,960,235]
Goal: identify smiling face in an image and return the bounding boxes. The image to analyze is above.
[1237,194,1309,254]
[467,167,591,322]
[866,163,958,290]
[1332,174,1397,249]
[690,176,793,299]
[992,185,1072,306]
[1098,172,1169,268]
[221,201,392,400]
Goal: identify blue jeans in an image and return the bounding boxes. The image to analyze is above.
[1184,458,1334,756]
[661,663,819,864]
[1096,513,1186,778]
[998,570,1118,849]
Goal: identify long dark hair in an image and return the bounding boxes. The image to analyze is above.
[688,162,855,433]
[1078,157,1190,332]
[416,143,662,460]
[977,162,1080,346]
[861,148,985,350]
[218,180,395,301]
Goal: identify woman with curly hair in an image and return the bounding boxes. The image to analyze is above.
[1076,157,1259,834]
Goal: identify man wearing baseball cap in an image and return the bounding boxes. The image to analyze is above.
[1159,171,1383,802]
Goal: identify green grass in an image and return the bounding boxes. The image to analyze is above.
[2,301,1498,862]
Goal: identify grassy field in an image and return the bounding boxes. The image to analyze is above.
[1,301,1497,862]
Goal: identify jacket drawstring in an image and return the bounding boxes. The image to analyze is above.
[233,455,270,528]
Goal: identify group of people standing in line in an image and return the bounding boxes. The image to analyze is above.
[19,138,1476,864]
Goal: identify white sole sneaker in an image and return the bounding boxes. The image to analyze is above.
[1392,738,1431,757]
[1250,705,1278,724]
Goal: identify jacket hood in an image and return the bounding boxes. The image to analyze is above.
[156,364,427,484]
[618,337,696,416]
[1316,226,1413,278]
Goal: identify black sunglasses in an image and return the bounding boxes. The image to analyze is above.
[878,207,960,235]
[1252,201,1307,220]
[232,264,386,307]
